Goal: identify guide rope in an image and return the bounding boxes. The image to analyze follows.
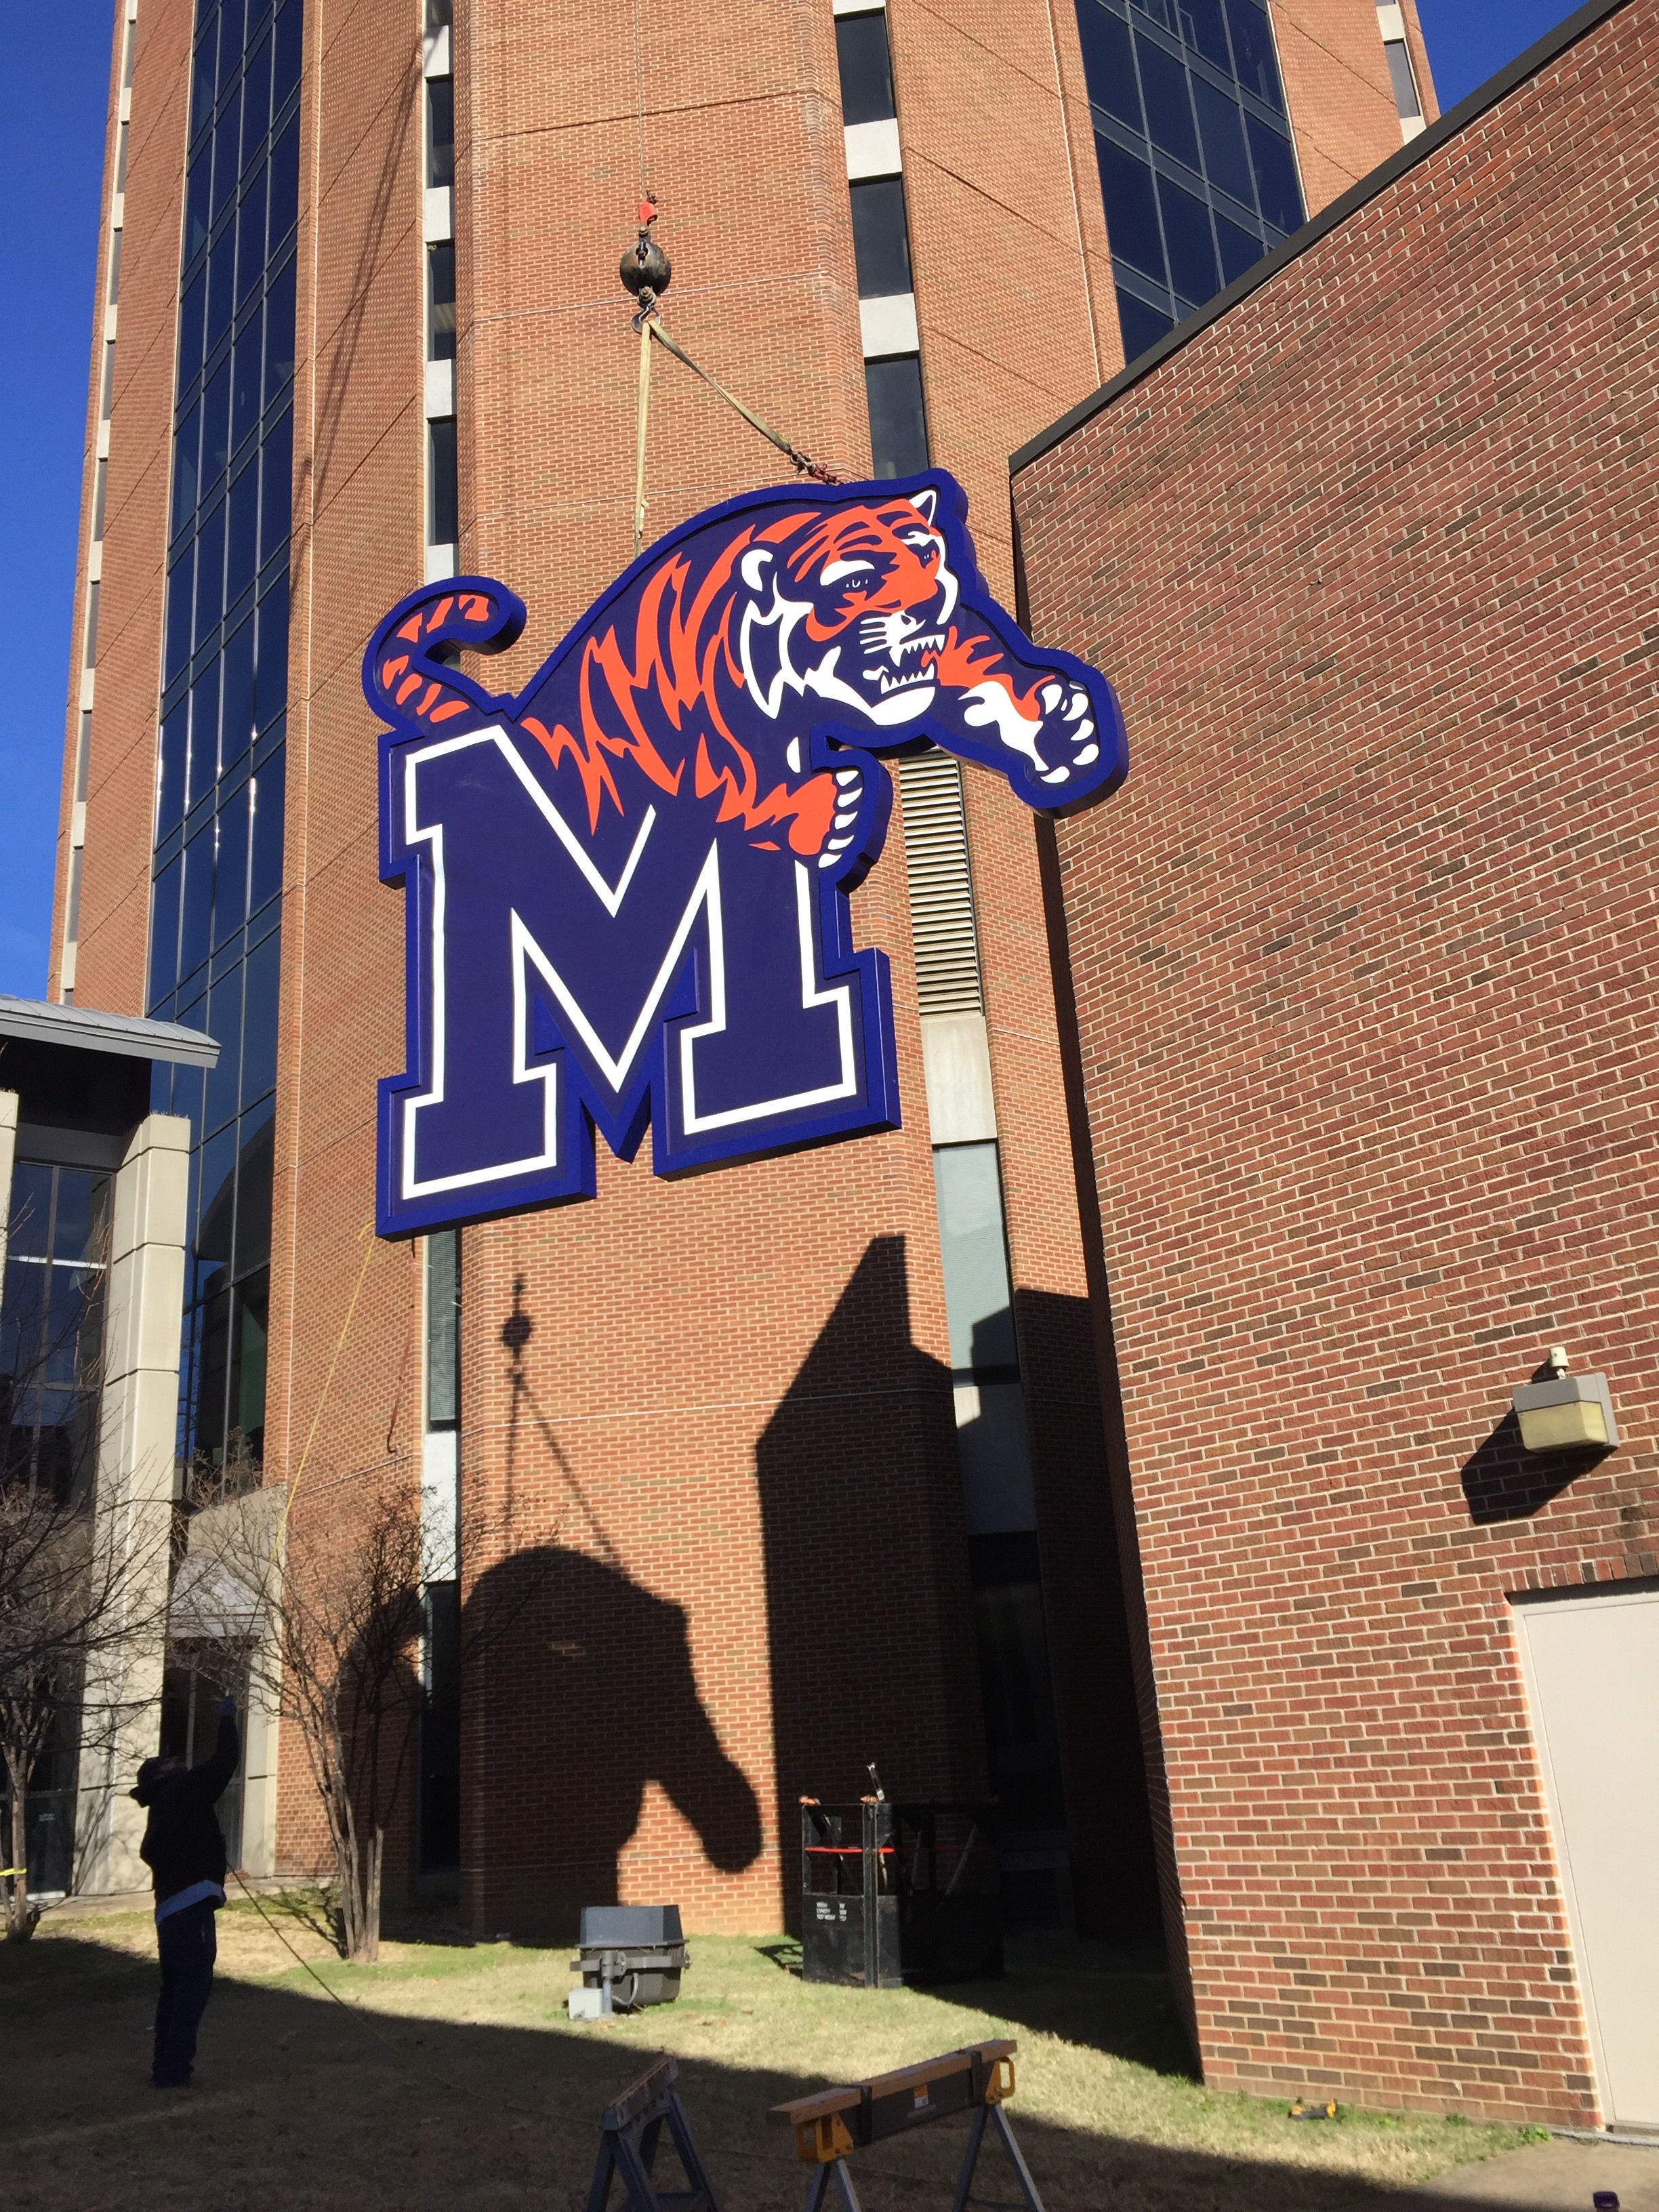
[622,197,841,551]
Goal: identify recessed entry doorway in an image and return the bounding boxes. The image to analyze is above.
[1512,1584,1659,2128]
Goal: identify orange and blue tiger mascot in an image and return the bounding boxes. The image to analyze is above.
[365,473,1125,1232]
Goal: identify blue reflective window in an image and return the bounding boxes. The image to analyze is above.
[1158,175,1218,306]
[1115,286,1172,363]
[1076,0,1302,360]
[151,0,298,1473]
[1074,1,1140,130]
[1137,41,1198,169]
[1095,135,1164,286]
[1227,0,1284,109]
[1247,115,1302,232]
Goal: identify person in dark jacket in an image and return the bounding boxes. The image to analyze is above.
[129,1697,241,2088]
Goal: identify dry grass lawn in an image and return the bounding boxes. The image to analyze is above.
[3,1895,1549,2211]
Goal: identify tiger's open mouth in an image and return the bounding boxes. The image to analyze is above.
[863,630,945,696]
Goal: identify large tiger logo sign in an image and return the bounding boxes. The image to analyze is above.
[365,472,1125,1235]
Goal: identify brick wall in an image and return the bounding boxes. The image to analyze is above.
[1276,0,1437,216]
[1015,0,1652,2121]
[56,0,197,1012]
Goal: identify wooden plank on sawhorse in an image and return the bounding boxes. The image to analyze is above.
[586,2054,720,2212]
[771,2040,1046,2212]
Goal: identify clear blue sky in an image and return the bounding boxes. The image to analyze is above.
[0,0,1593,1001]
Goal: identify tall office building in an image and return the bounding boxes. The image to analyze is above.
[52,0,1429,1933]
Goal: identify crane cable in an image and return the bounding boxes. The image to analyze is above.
[623,197,841,552]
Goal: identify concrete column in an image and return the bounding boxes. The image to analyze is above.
[0,1088,18,1283]
[75,1112,191,1896]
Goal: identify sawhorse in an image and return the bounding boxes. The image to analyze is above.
[586,2054,720,2212]
[775,2039,1046,2211]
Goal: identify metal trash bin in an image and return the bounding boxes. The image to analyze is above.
[801,1801,1002,1988]
[568,1903,689,2018]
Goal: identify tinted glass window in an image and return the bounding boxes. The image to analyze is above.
[835,12,896,126]
[1074,0,1302,352]
[152,0,298,1474]
[865,354,928,478]
[850,176,913,298]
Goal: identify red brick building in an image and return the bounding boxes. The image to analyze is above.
[1015,0,1658,2127]
[47,0,1431,2031]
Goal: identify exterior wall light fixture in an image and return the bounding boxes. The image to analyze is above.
[1511,1347,1619,1452]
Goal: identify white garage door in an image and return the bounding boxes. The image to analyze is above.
[1513,1585,1659,2127]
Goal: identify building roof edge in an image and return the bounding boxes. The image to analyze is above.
[0,994,220,1069]
[1009,0,1634,478]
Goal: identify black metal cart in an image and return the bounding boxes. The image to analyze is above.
[800,1800,1001,1988]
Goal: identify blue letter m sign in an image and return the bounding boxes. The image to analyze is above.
[367,476,1125,1236]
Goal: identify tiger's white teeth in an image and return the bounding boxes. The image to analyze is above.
[834,810,857,830]
[827,834,853,853]
[1074,741,1099,764]
[786,738,802,772]
[1041,765,1070,782]
[834,769,860,787]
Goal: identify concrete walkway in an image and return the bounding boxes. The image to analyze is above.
[1346,2137,1659,2211]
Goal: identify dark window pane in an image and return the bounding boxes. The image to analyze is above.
[194,1288,232,1458]
[426,1228,460,1427]
[428,417,458,546]
[242,28,273,159]
[1074,1,1140,130]
[255,572,289,731]
[6,1163,53,1260]
[865,354,928,478]
[207,221,236,353]
[835,12,895,126]
[191,16,219,143]
[1246,116,1303,232]
[51,1170,106,1265]
[1227,0,1284,109]
[248,754,285,916]
[231,312,262,453]
[185,149,213,264]
[1115,284,1172,363]
[148,857,183,1009]
[220,0,249,66]
[188,659,222,806]
[194,500,226,648]
[211,93,243,225]
[428,243,455,362]
[157,701,189,842]
[850,176,912,298]
[203,358,233,492]
[1136,39,1198,169]
[1183,0,1233,71]
[213,781,250,949]
[166,551,194,685]
[1094,134,1164,284]
[240,929,280,1103]
[232,1116,274,1279]
[179,269,207,386]
[230,1267,270,1456]
[1192,78,1253,206]
[259,408,293,565]
[226,455,260,607]
[268,111,299,247]
[172,404,201,537]
[205,966,244,1135]
[180,827,214,988]
[1214,209,1263,283]
[221,616,256,769]
[426,77,454,188]
[236,161,268,305]
[1385,40,1421,119]
[263,254,296,396]
[272,0,301,113]
[1158,176,1218,308]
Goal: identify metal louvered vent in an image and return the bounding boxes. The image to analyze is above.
[893,748,983,1016]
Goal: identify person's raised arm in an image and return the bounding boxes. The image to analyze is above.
[194,1696,241,1803]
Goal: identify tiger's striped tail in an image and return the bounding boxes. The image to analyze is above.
[362,577,526,735]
